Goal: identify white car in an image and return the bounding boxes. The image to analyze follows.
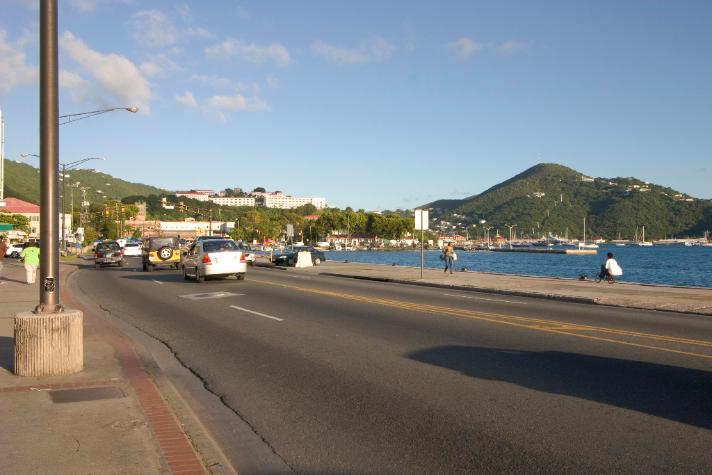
[4,242,25,258]
[182,239,247,282]
[122,242,142,257]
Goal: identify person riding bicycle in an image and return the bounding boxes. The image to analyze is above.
[598,252,623,282]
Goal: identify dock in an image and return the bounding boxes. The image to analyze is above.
[492,247,597,255]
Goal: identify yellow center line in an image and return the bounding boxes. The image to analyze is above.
[250,277,712,360]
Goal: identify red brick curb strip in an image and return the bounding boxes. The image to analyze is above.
[111,335,207,475]
[62,280,208,475]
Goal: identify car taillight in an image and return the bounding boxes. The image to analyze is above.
[202,254,211,264]
[240,253,246,262]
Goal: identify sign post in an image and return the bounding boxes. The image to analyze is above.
[414,209,429,279]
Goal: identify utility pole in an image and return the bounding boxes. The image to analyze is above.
[14,0,83,377]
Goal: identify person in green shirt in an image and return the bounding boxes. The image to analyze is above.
[19,242,40,285]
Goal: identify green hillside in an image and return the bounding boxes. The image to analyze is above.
[4,159,166,206]
[426,163,712,240]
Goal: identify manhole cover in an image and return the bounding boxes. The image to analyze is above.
[50,386,125,404]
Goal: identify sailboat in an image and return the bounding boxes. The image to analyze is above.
[578,217,599,249]
[634,225,653,247]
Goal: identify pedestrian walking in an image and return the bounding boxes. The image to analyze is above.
[0,235,7,279]
[19,242,40,285]
[442,242,455,274]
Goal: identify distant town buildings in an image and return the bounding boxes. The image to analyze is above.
[175,189,326,210]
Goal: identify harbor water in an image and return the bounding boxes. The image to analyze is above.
[328,245,712,289]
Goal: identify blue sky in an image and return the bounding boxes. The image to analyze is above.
[1,0,710,209]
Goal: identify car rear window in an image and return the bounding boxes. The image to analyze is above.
[97,242,120,251]
[124,243,139,247]
[149,238,178,250]
[203,240,239,252]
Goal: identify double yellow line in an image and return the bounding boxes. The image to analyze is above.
[252,277,712,361]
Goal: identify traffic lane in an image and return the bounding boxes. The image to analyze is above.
[89,262,712,371]
[254,266,712,343]
[73,265,712,473]
[243,267,712,367]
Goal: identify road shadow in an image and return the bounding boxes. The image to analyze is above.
[1,276,28,284]
[407,346,712,429]
[0,336,14,373]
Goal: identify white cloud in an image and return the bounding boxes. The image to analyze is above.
[60,31,151,112]
[312,36,396,64]
[59,70,92,102]
[71,0,97,12]
[186,27,214,39]
[447,37,529,59]
[266,75,279,88]
[0,30,37,96]
[131,10,177,48]
[496,40,529,54]
[176,91,198,108]
[209,94,270,112]
[205,38,291,67]
[447,37,482,59]
[191,74,233,89]
[140,53,179,78]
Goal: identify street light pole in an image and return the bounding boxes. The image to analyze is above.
[38,0,60,312]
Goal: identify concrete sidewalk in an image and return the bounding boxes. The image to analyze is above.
[258,259,712,316]
[0,259,210,475]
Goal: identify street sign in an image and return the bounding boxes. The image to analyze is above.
[286,223,294,237]
[414,209,429,231]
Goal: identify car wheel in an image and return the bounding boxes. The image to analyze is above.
[183,266,190,280]
[287,257,295,266]
[236,273,245,281]
[10,251,19,258]
[313,257,321,266]
[145,263,152,272]
[118,259,124,267]
[195,267,205,283]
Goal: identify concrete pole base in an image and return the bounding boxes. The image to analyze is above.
[14,309,83,376]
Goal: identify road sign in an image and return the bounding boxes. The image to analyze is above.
[286,223,294,237]
[414,209,429,231]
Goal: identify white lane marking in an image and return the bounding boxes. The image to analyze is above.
[152,280,164,285]
[179,291,243,301]
[284,274,312,280]
[442,293,523,304]
[229,305,284,322]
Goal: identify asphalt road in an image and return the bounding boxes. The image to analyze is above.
[70,258,712,474]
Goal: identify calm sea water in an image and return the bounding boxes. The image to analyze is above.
[327,245,712,288]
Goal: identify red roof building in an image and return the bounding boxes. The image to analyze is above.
[0,197,40,213]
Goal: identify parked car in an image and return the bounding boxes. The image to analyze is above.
[4,242,25,258]
[94,240,125,268]
[122,241,142,257]
[142,236,181,271]
[271,246,326,266]
[182,239,247,282]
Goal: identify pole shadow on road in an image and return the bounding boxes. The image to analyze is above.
[0,336,14,373]
[408,346,712,429]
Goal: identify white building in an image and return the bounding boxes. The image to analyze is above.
[208,196,256,207]
[257,192,327,209]
[159,220,234,235]
[175,191,212,202]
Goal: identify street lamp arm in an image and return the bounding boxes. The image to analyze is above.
[58,106,139,126]
[63,157,105,169]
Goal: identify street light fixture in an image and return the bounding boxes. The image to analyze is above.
[59,106,139,126]
[21,153,105,251]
